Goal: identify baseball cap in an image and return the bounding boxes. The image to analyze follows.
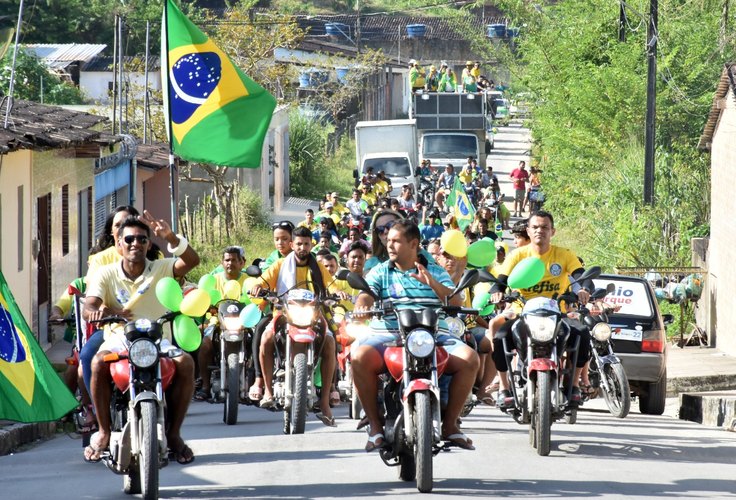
[324,202,334,209]
[409,59,417,65]
[466,60,473,66]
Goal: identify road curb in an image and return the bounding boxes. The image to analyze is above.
[0,421,57,456]
[679,390,736,428]
[667,373,736,398]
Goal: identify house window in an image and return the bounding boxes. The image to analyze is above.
[17,185,23,272]
[62,184,70,255]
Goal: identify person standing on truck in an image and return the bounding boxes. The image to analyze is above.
[409,59,426,92]
[461,60,474,81]
[425,65,440,92]
[510,160,530,217]
[438,67,457,92]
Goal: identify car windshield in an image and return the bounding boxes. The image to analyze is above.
[363,158,411,177]
[422,135,478,158]
[593,278,655,318]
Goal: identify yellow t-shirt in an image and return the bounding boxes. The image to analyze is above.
[500,245,583,301]
[458,168,474,184]
[87,246,121,279]
[298,219,319,232]
[362,191,377,206]
[87,258,178,339]
[258,257,333,296]
[214,272,247,296]
[374,180,389,197]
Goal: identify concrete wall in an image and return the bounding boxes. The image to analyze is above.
[706,87,736,355]
[80,71,162,104]
[0,151,33,322]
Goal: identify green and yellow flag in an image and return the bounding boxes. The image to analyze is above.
[162,0,276,167]
[0,272,77,422]
[445,177,476,231]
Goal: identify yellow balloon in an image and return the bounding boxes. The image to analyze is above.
[440,229,468,258]
[180,289,210,317]
[223,279,242,300]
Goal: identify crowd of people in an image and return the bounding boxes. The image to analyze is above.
[409,59,501,94]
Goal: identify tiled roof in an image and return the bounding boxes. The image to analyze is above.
[23,44,107,69]
[135,142,172,170]
[0,99,118,154]
[82,55,161,73]
[698,63,736,151]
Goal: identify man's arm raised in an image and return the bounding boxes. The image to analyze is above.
[140,210,199,278]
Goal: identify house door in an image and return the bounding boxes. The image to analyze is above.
[37,193,51,345]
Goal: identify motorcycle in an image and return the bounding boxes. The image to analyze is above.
[494,266,601,456]
[346,269,479,493]
[246,265,336,435]
[575,286,631,418]
[203,297,259,425]
[97,313,183,499]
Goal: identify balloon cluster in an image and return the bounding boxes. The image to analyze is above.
[155,277,208,352]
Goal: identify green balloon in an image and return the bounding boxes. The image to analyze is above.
[467,240,497,268]
[239,292,252,305]
[239,303,262,328]
[479,304,496,317]
[472,291,491,310]
[155,277,183,312]
[173,315,202,351]
[208,289,222,306]
[507,256,546,290]
[359,200,368,211]
[198,274,216,292]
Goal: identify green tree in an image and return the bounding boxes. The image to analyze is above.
[0,49,85,104]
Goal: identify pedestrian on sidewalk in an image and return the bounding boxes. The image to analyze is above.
[509,160,529,217]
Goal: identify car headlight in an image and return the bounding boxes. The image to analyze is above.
[221,316,242,332]
[524,315,557,343]
[288,304,315,327]
[445,317,465,338]
[128,339,158,368]
[591,322,612,342]
[406,329,435,358]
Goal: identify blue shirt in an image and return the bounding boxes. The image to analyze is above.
[419,223,444,241]
[364,257,454,333]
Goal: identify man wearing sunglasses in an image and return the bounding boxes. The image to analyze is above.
[83,211,200,464]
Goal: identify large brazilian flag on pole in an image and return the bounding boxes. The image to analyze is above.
[0,272,77,422]
[162,0,276,167]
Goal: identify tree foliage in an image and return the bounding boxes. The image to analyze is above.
[0,49,85,104]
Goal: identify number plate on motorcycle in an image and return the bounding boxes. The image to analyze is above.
[612,328,642,342]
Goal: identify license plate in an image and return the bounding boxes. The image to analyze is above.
[612,328,642,342]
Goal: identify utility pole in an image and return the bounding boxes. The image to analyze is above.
[643,0,657,205]
[111,15,118,134]
[355,0,361,54]
[143,21,150,144]
[618,1,627,42]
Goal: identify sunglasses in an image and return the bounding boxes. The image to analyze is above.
[375,220,397,234]
[272,221,294,230]
[123,234,149,245]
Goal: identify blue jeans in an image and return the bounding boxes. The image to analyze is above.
[80,330,104,393]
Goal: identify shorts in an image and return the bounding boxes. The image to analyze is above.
[354,330,465,357]
[514,189,525,202]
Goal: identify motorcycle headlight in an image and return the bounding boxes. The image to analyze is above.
[445,317,465,339]
[128,339,158,368]
[524,315,557,343]
[591,322,612,342]
[406,329,435,358]
[221,316,242,332]
[288,304,315,327]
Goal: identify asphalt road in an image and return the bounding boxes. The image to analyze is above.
[1,396,734,499]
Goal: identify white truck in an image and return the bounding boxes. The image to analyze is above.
[354,119,419,196]
[411,92,493,171]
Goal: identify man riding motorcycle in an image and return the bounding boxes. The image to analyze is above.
[250,226,337,425]
[488,210,592,408]
[84,212,200,464]
[351,220,479,452]
[196,246,247,401]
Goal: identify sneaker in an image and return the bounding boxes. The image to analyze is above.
[497,390,514,409]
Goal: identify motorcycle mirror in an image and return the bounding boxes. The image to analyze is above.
[591,288,608,300]
[577,266,602,282]
[346,272,376,298]
[335,269,350,281]
[477,269,500,284]
[451,269,479,297]
[251,258,264,267]
[245,265,262,277]
[606,282,616,293]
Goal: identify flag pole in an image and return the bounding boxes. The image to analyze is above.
[3,0,25,129]
[163,1,178,233]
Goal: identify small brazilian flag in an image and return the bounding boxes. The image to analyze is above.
[445,177,476,232]
[162,0,276,167]
[0,272,77,422]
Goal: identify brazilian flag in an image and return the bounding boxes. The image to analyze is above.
[162,0,277,167]
[446,177,476,231]
[0,272,77,422]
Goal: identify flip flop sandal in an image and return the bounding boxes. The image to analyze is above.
[329,390,341,407]
[169,443,195,465]
[444,433,475,450]
[83,432,107,463]
[193,389,209,401]
[259,396,276,409]
[365,432,384,452]
[248,384,263,401]
[316,413,337,427]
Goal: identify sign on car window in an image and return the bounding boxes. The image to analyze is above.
[593,279,654,318]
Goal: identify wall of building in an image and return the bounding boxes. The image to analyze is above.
[79,71,162,103]
[31,149,95,345]
[707,88,736,355]
[0,151,33,322]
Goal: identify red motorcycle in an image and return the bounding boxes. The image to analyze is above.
[346,269,479,493]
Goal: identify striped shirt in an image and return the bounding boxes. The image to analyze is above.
[364,257,454,333]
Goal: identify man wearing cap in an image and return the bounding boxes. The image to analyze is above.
[425,65,440,92]
[409,59,426,93]
[419,206,444,242]
[317,201,341,226]
[461,61,474,81]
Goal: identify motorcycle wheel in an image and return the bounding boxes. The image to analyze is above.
[350,381,363,421]
[414,391,433,493]
[398,453,416,482]
[601,362,631,419]
[535,371,552,457]
[224,352,240,425]
[138,400,159,499]
[291,352,308,435]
